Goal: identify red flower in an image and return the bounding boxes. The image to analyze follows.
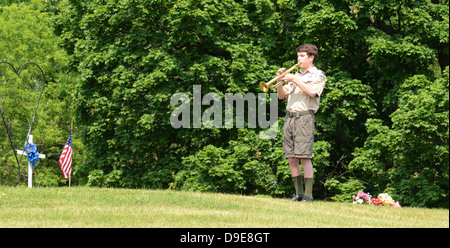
[371,198,382,205]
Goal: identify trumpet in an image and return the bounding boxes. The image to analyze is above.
[259,63,300,93]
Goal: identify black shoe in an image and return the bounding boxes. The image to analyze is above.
[290,195,302,201]
[302,196,313,203]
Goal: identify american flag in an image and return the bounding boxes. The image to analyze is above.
[59,129,73,179]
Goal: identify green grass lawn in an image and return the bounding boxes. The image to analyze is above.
[0,186,448,228]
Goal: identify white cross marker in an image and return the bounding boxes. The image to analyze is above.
[16,135,46,188]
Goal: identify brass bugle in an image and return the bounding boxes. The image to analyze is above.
[259,63,300,93]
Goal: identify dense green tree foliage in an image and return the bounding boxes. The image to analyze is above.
[1,0,448,207]
[349,69,449,207]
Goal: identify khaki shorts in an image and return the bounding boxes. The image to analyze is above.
[283,111,315,158]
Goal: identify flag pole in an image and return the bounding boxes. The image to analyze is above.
[69,120,73,188]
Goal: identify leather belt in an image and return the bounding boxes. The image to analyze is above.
[288,110,314,118]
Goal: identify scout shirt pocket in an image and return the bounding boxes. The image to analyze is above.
[283,82,296,101]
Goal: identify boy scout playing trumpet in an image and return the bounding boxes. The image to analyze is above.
[276,44,327,202]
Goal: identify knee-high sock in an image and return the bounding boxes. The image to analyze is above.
[292,176,304,197]
[304,177,314,199]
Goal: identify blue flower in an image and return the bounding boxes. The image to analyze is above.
[26,143,39,167]
[27,143,37,153]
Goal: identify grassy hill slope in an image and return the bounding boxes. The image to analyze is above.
[1,186,448,228]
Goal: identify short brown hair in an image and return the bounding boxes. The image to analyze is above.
[296,44,318,64]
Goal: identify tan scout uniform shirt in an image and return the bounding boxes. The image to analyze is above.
[283,66,327,114]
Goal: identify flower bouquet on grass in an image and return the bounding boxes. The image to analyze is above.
[352,191,372,204]
[373,193,401,207]
[352,191,401,207]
